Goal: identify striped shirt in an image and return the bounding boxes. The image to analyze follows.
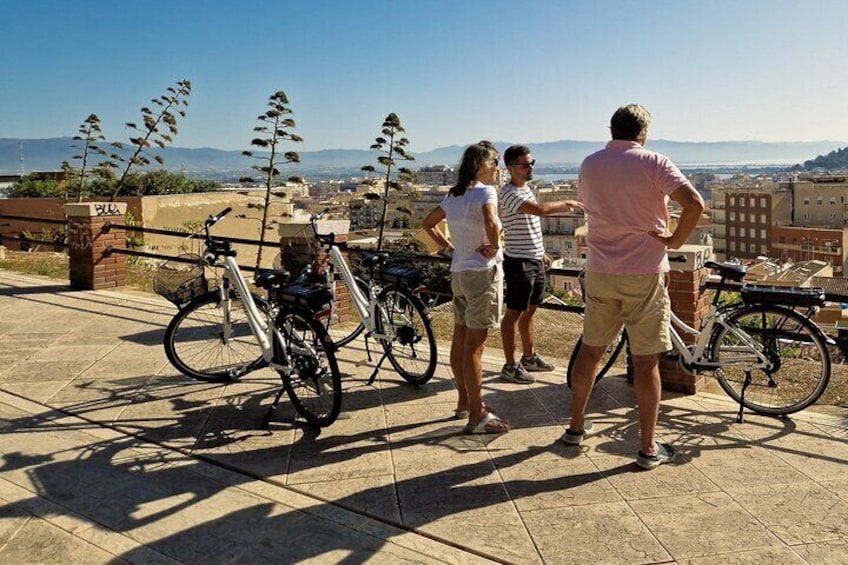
[500,183,544,260]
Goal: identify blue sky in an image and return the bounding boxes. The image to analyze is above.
[3,0,847,152]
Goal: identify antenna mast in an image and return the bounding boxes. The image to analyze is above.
[18,142,25,177]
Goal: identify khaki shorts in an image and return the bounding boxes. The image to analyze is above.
[582,271,671,356]
[451,266,503,329]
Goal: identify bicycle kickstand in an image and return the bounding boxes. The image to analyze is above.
[737,369,752,423]
[366,347,391,386]
[261,386,287,429]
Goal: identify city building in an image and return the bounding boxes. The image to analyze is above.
[415,165,455,186]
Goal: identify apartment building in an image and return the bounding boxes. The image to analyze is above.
[711,182,792,261]
[771,225,848,275]
[415,166,456,187]
[786,176,848,227]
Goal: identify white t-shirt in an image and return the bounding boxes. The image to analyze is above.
[500,183,545,260]
[440,182,502,272]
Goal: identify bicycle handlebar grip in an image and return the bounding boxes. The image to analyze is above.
[219,207,233,218]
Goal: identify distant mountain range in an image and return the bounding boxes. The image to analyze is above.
[2,137,846,178]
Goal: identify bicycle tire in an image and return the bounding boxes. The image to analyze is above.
[709,304,830,416]
[377,287,437,385]
[566,332,628,389]
[325,276,369,347]
[165,291,268,382]
[276,307,342,427]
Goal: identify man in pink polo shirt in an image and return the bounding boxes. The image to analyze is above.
[564,104,704,470]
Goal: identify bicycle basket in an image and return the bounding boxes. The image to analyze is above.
[740,284,825,308]
[375,264,427,289]
[275,282,333,310]
[153,255,212,306]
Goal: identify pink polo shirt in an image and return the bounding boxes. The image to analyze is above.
[578,140,689,274]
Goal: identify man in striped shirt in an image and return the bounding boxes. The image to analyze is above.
[499,145,582,383]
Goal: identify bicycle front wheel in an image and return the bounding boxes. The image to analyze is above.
[377,288,437,385]
[566,331,628,389]
[709,304,830,416]
[277,308,342,427]
[164,292,268,382]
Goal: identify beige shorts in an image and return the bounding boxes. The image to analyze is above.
[582,271,671,356]
[451,266,503,329]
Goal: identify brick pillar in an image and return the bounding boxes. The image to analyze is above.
[65,202,128,290]
[277,219,352,320]
[659,244,713,394]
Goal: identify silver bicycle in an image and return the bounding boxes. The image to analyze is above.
[566,258,833,422]
[304,209,438,385]
[160,208,342,427]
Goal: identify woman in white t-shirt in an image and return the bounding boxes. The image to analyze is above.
[422,141,509,435]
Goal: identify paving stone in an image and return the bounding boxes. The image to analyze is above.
[418,508,540,565]
[726,482,848,544]
[791,538,848,565]
[682,544,807,564]
[522,501,670,565]
[0,518,123,564]
[497,456,621,510]
[629,492,781,560]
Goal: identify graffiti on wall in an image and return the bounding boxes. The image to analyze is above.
[94,203,122,216]
[66,222,92,250]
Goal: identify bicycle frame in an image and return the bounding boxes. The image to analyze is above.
[327,245,374,329]
[666,304,773,371]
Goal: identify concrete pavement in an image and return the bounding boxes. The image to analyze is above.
[0,269,847,564]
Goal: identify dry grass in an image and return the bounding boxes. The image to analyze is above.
[0,249,158,294]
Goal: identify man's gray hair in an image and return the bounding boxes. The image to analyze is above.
[610,104,652,141]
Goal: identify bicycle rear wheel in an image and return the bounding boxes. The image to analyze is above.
[709,304,830,415]
[165,291,268,382]
[377,287,437,385]
[566,331,628,389]
[324,275,368,347]
[277,308,342,427]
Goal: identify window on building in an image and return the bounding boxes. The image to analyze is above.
[729,196,736,205]
[760,198,766,207]
[804,198,810,205]
[760,229,766,239]
[729,211,736,221]
[817,197,823,205]
[740,213,747,222]
[760,245,768,254]
[831,197,837,205]
[729,241,736,251]
[749,197,755,206]
[760,214,766,223]
[804,213,809,221]
[749,244,756,253]
[729,226,736,236]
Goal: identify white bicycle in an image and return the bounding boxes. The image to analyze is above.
[160,208,342,427]
[303,209,438,385]
[566,258,833,422]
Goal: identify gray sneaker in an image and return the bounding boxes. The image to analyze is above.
[500,363,535,384]
[636,443,676,470]
[521,352,555,372]
[560,420,594,445]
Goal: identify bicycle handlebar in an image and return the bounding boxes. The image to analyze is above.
[309,208,336,246]
[206,207,233,228]
[668,255,687,263]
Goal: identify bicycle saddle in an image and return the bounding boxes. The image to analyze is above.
[704,260,746,282]
[254,268,291,289]
[362,252,389,268]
